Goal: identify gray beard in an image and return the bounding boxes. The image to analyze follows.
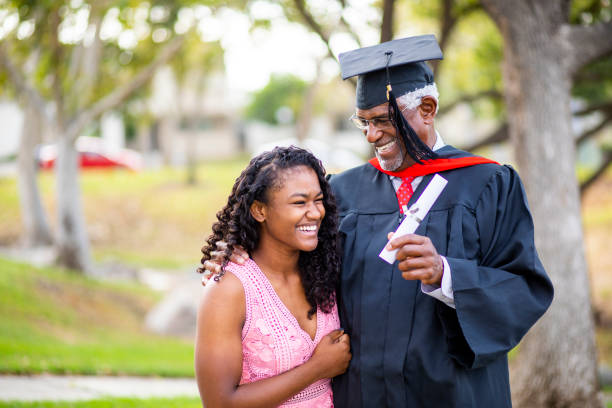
[375,150,405,172]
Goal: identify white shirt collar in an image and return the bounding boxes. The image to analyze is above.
[432,130,445,151]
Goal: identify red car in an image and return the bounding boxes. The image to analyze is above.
[38,137,142,171]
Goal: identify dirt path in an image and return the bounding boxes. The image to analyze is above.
[0,375,198,402]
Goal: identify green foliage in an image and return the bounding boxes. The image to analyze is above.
[574,57,612,104]
[570,0,612,24]
[398,1,504,120]
[439,9,503,104]
[244,74,307,125]
[1,0,231,132]
[0,258,194,376]
[0,397,201,408]
[0,157,250,267]
[570,0,612,104]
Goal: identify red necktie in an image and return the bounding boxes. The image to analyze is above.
[397,176,414,214]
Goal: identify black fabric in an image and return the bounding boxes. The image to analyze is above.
[339,34,442,80]
[329,145,553,408]
[355,62,434,109]
[338,34,442,109]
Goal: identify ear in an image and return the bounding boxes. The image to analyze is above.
[250,200,267,223]
[419,96,437,124]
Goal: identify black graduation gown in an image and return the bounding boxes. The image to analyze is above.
[329,145,553,408]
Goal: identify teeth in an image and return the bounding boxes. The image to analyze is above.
[377,141,395,153]
[297,225,317,232]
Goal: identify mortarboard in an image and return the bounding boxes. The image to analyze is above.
[339,34,443,109]
[338,34,443,163]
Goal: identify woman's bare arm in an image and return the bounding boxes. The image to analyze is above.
[194,273,350,408]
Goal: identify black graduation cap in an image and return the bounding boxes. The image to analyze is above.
[338,35,443,163]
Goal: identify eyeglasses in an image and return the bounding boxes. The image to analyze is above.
[349,113,394,130]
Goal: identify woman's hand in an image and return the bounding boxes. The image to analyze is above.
[308,329,351,380]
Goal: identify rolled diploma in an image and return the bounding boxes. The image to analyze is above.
[379,174,448,264]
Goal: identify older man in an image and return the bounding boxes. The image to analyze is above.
[203,35,553,408]
[328,34,553,407]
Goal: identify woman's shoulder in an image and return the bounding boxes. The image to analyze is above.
[224,259,261,287]
[200,267,246,311]
[203,259,264,307]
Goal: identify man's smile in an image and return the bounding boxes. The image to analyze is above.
[376,140,397,154]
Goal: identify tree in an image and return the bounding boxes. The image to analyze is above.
[16,102,54,247]
[434,2,612,196]
[244,74,308,125]
[0,1,188,273]
[0,27,54,248]
[478,1,612,406]
[168,37,225,185]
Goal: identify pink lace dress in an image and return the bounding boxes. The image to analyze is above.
[225,259,340,408]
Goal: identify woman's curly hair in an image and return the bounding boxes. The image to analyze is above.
[198,146,340,318]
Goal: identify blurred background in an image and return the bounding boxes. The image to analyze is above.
[0,0,611,407]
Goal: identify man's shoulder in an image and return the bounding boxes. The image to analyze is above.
[438,145,510,179]
[327,162,374,184]
[327,162,384,211]
[434,146,523,208]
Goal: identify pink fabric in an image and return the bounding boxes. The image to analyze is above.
[225,259,340,408]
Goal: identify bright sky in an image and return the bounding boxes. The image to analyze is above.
[0,0,382,93]
[210,1,380,92]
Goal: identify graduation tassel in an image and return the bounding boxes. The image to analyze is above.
[384,52,437,164]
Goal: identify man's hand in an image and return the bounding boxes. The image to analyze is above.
[386,232,443,285]
[201,241,249,286]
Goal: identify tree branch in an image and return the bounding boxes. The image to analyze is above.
[461,122,509,152]
[49,8,65,128]
[293,0,332,53]
[438,89,503,116]
[73,9,103,108]
[560,0,572,22]
[432,1,481,76]
[337,0,362,47]
[0,43,52,127]
[566,20,612,75]
[574,69,612,83]
[573,100,612,116]
[291,0,356,87]
[479,0,520,28]
[581,148,612,195]
[576,112,612,144]
[432,0,455,76]
[380,0,395,43]
[66,34,185,142]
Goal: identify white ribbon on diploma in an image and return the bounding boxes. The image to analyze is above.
[379,174,448,264]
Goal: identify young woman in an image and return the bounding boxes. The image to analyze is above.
[195,146,350,408]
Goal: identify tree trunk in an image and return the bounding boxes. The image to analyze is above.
[186,131,197,186]
[296,60,322,144]
[380,0,395,43]
[55,134,92,274]
[480,2,602,406]
[16,103,54,247]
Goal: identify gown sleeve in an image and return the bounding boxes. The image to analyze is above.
[439,165,553,369]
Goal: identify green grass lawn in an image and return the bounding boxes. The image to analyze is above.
[0,397,201,408]
[0,258,194,377]
[0,157,250,269]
